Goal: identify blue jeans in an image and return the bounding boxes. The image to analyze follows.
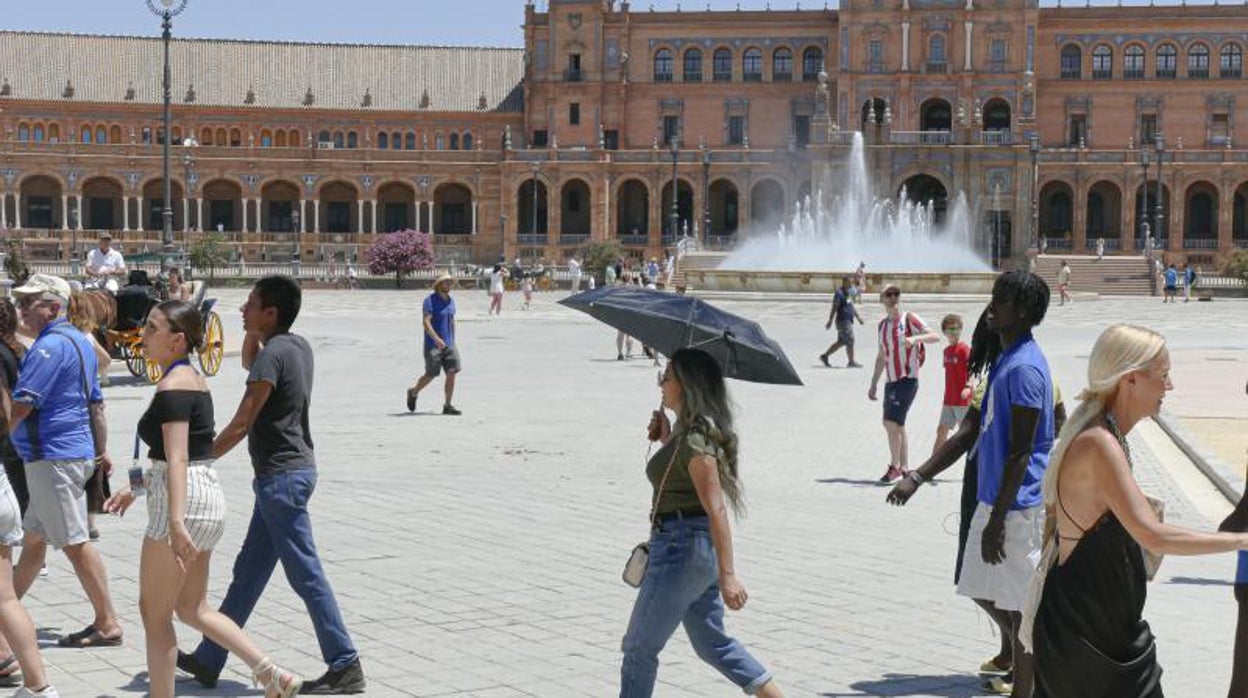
[620,517,772,697]
[193,469,358,672]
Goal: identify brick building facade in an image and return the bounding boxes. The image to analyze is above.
[1,0,1247,268]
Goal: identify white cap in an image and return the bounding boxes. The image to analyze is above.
[12,274,72,304]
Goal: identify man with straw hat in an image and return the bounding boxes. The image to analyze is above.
[406,274,462,415]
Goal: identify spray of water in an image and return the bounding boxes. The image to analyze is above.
[724,132,991,272]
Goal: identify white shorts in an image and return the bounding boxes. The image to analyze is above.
[956,502,1044,612]
[144,460,227,552]
[0,475,22,547]
[940,405,969,429]
[23,459,93,549]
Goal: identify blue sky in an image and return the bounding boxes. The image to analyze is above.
[6,0,1190,48]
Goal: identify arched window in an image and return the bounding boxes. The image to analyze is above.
[1092,45,1112,79]
[260,130,273,147]
[289,129,301,147]
[802,47,823,81]
[929,35,946,64]
[81,125,92,143]
[33,125,44,142]
[463,132,474,150]
[743,48,763,81]
[275,130,287,147]
[1222,43,1243,78]
[96,126,107,144]
[110,125,122,143]
[318,130,331,145]
[772,47,793,81]
[48,124,59,142]
[17,124,29,141]
[1157,44,1177,78]
[229,128,241,147]
[654,49,674,82]
[332,131,344,149]
[347,131,358,148]
[683,49,703,82]
[404,132,416,150]
[215,128,227,145]
[1189,43,1211,78]
[713,48,733,81]
[1124,45,1145,79]
[435,133,446,150]
[200,128,212,145]
[1060,44,1082,79]
[171,127,181,143]
[449,133,460,150]
[378,132,388,149]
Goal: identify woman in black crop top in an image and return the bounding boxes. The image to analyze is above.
[105,301,301,698]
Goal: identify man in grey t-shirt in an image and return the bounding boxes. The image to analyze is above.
[179,276,365,694]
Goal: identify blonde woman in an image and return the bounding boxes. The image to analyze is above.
[105,301,300,698]
[1026,325,1248,697]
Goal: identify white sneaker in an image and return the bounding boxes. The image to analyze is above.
[13,686,61,697]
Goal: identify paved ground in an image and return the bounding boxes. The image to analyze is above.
[17,287,1248,697]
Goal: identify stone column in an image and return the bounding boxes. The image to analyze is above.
[472,201,478,234]
[298,199,306,233]
[12,195,19,230]
[242,198,249,233]
[195,198,202,232]
[313,200,320,233]
[602,176,612,242]
[0,193,7,228]
[964,22,974,72]
[371,200,378,233]
[1072,185,1088,253]
[255,199,263,233]
[1219,182,1234,253]
[75,195,84,230]
[122,196,130,231]
[61,195,69,230]
[357,199,364,234]
[182,197,190,232]
[901,22,910,71]
[136,196,144,231]
[1168,192,1184,253]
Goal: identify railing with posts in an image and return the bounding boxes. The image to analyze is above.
[618,235,648,246]
[1194,274,1248,290]
[517,234,547,246]
[563,68,583,82]
[559,234,589,246]
[1183,238,1220,250]
[683,72,702,83]
[978,130,1015,146]
[705,235,738,251]
[1104,239,1122,251]
[1236,239,1248,249]
[1042,237,1074,250]
[926,61,948,74]
[890,131,951,145]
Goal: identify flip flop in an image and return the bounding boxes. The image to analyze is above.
[978,657,1012,674]
[0,656,16,676]
[57,625,123,648]
[984,675,1014,695]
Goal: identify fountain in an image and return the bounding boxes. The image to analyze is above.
[685,132,1000,295]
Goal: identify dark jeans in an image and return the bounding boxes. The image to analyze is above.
[193,469,358,672]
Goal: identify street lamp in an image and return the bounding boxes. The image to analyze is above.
[1029,135,1040,255]
[529,161,542,241]
[181,137,197,241]
[1139,145,1151,248]
[668,132,680,241]
[146,0,189,275]
[701,147,711,244]
[1153,135,1165,251]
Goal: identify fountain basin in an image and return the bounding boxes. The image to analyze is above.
[686,269,999,295]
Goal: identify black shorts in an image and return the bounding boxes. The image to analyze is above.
[423,345,461,377]
[835,321,854,346]
[882,378,919,425]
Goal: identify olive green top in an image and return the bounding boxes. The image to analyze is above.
[646,425,724,516]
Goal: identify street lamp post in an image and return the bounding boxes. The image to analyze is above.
[529,162,541,242]
[1029,136,1040,256]
[146,0,189,275]
[1154,135,1165,252]
[669,133,680,242]
[181,137,196,247]
[701,147,711,244]
[1139,145,1151,249]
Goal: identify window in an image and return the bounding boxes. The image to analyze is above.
[1068,114,1087,147]
[378,132,388,149]
[1140,114,1158,144]
[990,39,1007,66]
[333,132,344,149]
[1092,45,1112,79]
[684,49,703,82]
[663,115,680,146]
[347,131,358,148]
[802,47,823,81]
[568,189,582,213]
[17,125,29,141]
[275,130,287,147]
[1157,44,1177,78]
[793,114,811,148]
[1222,44,1243,78]
[532,130,548,147]
[928,34,946,67]
[868,40,885,73]
[261,132,273,147]
[566,53,582,82]
[1213,113,1231,143]
[142,127,152,144]
[80,126,92,143]
[435,133,445,150]
[743,48,762,82]
[604,129,619,150]
[33,125,44,142]
[215,128,226,145]
[654,49,674,82]
[449,133,459,150]
[96,126,107,144]
[111,125,122,143]
[1124,45,1145,79]
[230,129,241,147]
[1189,43,1210,78]
[1060,44,1082,79]
[569,102,581,126]
[728,116,745,145]
[713,49,733,81]
[405,132,416,150]
[773,48,793,82]
[463,133,474,150]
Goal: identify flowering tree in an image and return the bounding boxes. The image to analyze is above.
[366,230,436,288]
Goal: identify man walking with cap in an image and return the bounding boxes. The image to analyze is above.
[406,274,461,415]
[86,234,127,293]
[7,274,124,648]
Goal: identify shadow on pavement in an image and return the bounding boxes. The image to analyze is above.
[1166,575,1233,587]
[815,477,888,487]
[819,672,985,697]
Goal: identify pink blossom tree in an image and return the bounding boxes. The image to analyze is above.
[365,230,436,288]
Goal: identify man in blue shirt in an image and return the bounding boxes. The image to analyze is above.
[819,276,864,368]
[1163,263,1178,303]
[406,274,461,415]
[7,274,123,649]
[955,271,1053,698]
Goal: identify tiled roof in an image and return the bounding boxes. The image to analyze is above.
[0,31,525,112]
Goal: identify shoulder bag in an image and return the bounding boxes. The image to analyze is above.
[622,437,683,588]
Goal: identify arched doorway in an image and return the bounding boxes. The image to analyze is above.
[377,182,416,232]
[433,183,472,234]
[1039,182,1074,238]
[518,179,549,235]
[560,180,592,237]
[1184,181,1219,246]
[982,98,1011,131]
[261,180,300,233]
[709,179,740,235]
[202,179,242,232]
[1085,181,1123,245]
[616,179,648,236]
[142,178,186,231]
[899,174,948,224]
[319,181,359,233]
[662,180,695,235]
[1233,182,1248,244]
[748,179,785,230]
[82,177,123,230]
[920,98,952,132]
[20,175,64,229]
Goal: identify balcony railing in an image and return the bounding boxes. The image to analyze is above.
[1060,67,1080,79]
[1103,239,1122,251]
[1235,239,1248,249]
[1124,68,1145,80]
[1189,67,1210,79]
[1156,67,1177,79]
[891,130,951,145]
[1042,237,1074,250]
[714,71,732,82]
[618,234,648,246]
[705,235,738,251]
[1210,135,1234,148]
[683,72,703,83]
[653,72,673,83]
[925,61,947,74]
[559,234,589,246]
[1223,67,1243,78]
[563,68,583,82]
[743,72,762,82]
[978,130,1015,145]
[517,234,547,246]
[772,72,792,82]
[802,71,820,82]
[1183,238,1219,249]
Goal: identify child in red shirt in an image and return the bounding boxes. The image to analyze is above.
[933,314,971,455]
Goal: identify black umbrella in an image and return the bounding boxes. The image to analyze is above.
[559,285,803,386]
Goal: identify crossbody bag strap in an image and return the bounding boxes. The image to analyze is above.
[647,433,684,527]
[49,328,99,456]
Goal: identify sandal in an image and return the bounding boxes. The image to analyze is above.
[979,657,1012,674]
[56,625,123,648]
[984,674,1014,695]
[253,657,301,698]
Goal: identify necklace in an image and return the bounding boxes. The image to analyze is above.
[1104,411,1133,470]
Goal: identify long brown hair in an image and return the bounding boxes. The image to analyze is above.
[0,300,25,360]
[669,348,744,515]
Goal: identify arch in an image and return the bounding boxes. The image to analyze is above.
[920,98,952,132]
[203,178,243,231]
[435,133,446,150]
[743,47,763,81]
[463,132,474,150]
[289,129,301,147]
[713,47,733,81]
[82,176,124,230]
[748,179,785,230]
[261,179,301,233]
[141,178,187,231]
[318,180,360,233]
[95,126,107,144]
[16,123,29,142]
[654,48,675,82]
[1092,44,1113,79]
[772,47,794,80]
[260,129,273,148]
[33,125,45,142]
[229,128,241,147]
[347,131,358,149]
[684,48,704,82]
[378,132,389,149]
[709,179,740,236]
[662,178,697,235]
[517,178,550,236]
[1188,42,1211,78]
[982,98,1011,131]
[18,174,63,228]
[48,124,60,142]
[1222,42,1244,77]
[449,133,460,150]
[861,97,887,128]
[1039,181,1075,237]
[560,179,592,236]
[332,132,345,149]
[80,124,92,143]
[377,181,417,232]
[433,182,473,234]
[1234,182,1248,242]
[404,132,416,150]
[899,174,949,225]
[110,125,122,143]
[1184,181,1218,241]
[200,128,213,145]
[615,179,649,236]
[1156,43,1178,78]
[275,130,288,148]
[802,46,824,80]
[1085,180,1123,243]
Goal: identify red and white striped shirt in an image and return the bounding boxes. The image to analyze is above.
[877,311,928,382]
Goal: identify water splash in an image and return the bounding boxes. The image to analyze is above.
[724,132,990,272]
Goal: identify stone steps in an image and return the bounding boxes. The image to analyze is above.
[1033,254,1154,296]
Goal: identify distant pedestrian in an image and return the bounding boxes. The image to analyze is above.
[605,261,618,287]
[568,256,583,293]
[646,258,660,284]
[1057,261,1072,306]
[1162,264,1178,303]
[488,264,508,316]
[588,275,597,291]
[853,262,867,300]
[868,285,940,485]
[1182,263,1196,303]
[933,314,971,456]
[521,276,534,310]
[407,275,461,416]
[819,276,863,368]
[1095,238,1105,260]
[622,349,783,698]
[616,273,634,361]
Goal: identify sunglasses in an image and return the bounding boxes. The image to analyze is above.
[883,291,900,298]
[656,369,672,387]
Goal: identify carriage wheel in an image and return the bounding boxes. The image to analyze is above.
[198,312,225,376]
[121,342,145,378]
[146,355,163,384]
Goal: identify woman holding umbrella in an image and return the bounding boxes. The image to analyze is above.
[620,348,782,698]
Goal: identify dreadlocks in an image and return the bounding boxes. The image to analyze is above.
[992,270,1051,329]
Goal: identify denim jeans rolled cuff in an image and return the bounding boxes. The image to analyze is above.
[620,517,771,698]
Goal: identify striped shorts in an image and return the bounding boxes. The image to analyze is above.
[144,459,226,552]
